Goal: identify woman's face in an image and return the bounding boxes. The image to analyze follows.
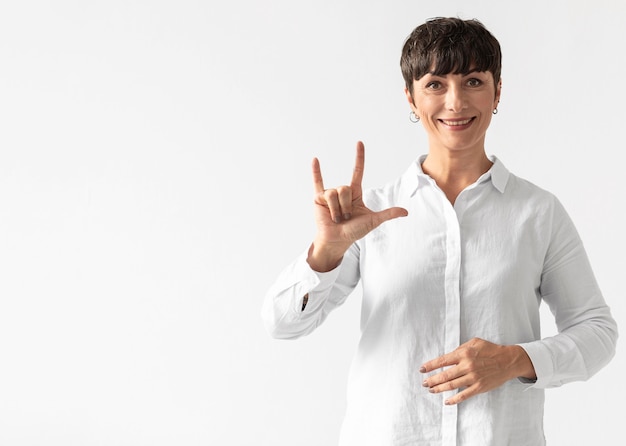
[406,70,501,155]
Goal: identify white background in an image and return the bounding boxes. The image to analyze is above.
[0,0,624,445]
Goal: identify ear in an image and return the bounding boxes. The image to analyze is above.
[404,87,418,112]
[494,79,502,106]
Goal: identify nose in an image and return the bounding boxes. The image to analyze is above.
[445,84,467,113]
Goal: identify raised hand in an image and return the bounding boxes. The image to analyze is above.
[307,141,408,272]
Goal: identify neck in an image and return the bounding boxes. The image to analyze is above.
[421,149,493,205]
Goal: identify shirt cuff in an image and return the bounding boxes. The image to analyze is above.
[297,250,344,313]
[516,341,554,388]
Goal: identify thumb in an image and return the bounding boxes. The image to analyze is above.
[371,207,408,228]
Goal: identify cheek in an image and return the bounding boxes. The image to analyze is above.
[413,96,437,114]
[478,95,497,113]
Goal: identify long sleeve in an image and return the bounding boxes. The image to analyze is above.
[261,243,361,340]
[518,198,618,388]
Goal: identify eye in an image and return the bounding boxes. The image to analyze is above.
[467,78,482,87]
[425,81,442,90]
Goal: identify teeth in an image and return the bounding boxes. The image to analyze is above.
[442,118,472,126]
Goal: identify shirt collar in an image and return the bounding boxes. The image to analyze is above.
[402,154,511,198]
[486,155,510,193]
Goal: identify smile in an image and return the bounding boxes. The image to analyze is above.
[440,118,474,126]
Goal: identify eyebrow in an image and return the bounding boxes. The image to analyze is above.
[426,69,483,77]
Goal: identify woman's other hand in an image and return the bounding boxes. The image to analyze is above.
[420,337,537,405]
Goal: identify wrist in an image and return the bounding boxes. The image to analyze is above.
[509,345,537,380]
[306,241,346,272]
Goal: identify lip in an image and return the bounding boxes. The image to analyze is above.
[438,117,475,130]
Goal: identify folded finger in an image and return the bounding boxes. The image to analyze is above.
[336,186,353,220]
[324,189,342,224]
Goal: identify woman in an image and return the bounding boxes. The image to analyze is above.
[262,17,617,445]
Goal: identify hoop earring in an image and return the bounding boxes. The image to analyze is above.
[492,108,498,115]
[409,111,420,123]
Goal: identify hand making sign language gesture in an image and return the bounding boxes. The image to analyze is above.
[306,141,408,273]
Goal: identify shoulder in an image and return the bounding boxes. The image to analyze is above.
[500,169,573,230]
[491,156,562,210]
[505,172,562,209]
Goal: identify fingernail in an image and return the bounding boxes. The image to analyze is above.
[333,216,342,224]
[343,213,351,220]
[422,380,428,387]
[444,400,452,406]
[419,366,426,373]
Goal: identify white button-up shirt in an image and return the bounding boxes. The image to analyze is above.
[262,156,617,446]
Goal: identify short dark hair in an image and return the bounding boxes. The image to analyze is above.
[400,17,502,95]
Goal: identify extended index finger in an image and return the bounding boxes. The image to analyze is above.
[350,141,365,189]
[312,157,325,194]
